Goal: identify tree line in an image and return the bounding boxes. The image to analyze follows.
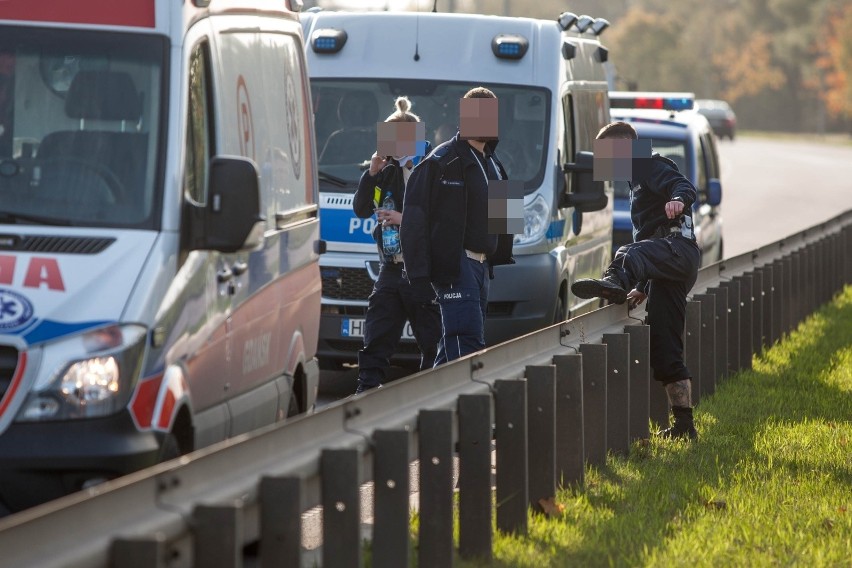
[449,0,852,134]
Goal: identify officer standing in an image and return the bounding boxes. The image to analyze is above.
[572,121,701,440]
[401,87,514,364]
[352,96,441,394]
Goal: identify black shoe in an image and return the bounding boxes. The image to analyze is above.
[571,277,628,304]
[658,424,698,440]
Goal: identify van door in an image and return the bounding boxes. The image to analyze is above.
[213,21,320,436]
[179,33,232,447]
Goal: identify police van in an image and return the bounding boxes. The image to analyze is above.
[0,0,321,510]
[609,92,724,264]
[302,9,614,368]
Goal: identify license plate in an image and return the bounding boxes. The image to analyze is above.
[341,318,416,340]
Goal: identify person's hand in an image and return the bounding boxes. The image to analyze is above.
[665,199,685,219]
[627,289,647,309]
[376,208,402,226]
[369,153,389,176]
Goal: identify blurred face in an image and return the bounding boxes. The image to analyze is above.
[377,121,427,162]
[459,97,498,142]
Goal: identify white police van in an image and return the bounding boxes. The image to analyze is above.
[302,9,614,368]
[609,92,724,264]
[0,0,322,511]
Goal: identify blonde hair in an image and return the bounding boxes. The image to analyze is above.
[385,96,420,123]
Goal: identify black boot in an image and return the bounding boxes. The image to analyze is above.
[659,406,697,440]
[571,274,628,304]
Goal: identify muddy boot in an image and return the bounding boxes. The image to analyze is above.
[571,274,628,304]
[658,406,698,440]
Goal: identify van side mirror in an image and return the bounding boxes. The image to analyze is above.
[562,150,608,212]
[188,156,266,253]
[705,178,722,207]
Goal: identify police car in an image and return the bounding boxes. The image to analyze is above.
[609,92,724,265]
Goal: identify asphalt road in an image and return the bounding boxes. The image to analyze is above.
[715,135,852,258]
[317,135,852,406]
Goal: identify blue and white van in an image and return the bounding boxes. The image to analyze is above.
[302,9,615,368]
[0,0,321,511]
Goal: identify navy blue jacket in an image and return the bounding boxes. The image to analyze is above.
[630,154,698,241]
[400,134,514,285]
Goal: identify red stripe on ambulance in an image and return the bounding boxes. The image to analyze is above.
[129,373,163,430]
[0,0,155,28]
[0,352,26,419]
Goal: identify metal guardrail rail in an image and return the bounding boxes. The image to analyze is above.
[0,210,850,568]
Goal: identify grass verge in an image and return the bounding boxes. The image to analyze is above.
[473,285,852,567]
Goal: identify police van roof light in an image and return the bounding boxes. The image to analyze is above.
[591,18,610,35]
[609,92,695,111]
[492,34,529,60]
[311,29,347,54]
[558,12,578,31]
[575,15,594,33]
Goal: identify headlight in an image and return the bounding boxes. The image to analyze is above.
[17,324,147,421]
[513,193,550,245]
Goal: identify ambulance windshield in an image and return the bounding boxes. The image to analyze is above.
[0,27,165,229]
[311,79,549,195]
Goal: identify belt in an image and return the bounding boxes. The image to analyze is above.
[465,249,487,263]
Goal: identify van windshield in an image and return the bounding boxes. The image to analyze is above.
[311,79,549,194]
[0,27,166,229]
[613,137,689,198]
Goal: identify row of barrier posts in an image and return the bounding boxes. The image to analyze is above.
[130,224,852,568]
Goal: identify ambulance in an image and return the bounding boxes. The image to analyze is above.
[0,0,321,511]
[302,9,614,368]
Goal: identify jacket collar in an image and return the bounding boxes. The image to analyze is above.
[450,132,500,166]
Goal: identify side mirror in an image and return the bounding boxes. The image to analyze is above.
[188,156,266,253]
[706,178,722,207]
[562,150,608,212]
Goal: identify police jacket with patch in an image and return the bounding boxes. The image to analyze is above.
[354,161,406,261]
[400,134,515,286]
[630,154,698,242]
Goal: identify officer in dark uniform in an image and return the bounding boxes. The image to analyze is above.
[401,87,514,364]
[572,121,701,440]
[352,97,441,394]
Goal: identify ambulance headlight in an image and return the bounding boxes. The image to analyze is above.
[514,194,550,245]
[16,324,147,421]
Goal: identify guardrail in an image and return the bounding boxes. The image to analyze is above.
[1,211,850,568]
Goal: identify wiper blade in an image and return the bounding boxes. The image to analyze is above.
[318,170,351,187]
[0,211,73,226]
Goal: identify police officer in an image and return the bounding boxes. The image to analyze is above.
[572,121,701,440]
[401,87,514,364]
[352,96,441,394]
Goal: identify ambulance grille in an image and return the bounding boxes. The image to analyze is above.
[0,235,115,254]
[0,346,18,401]
[321,267,375,300]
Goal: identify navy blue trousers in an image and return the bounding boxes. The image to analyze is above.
[432,255,489,365]
[357,262,441,391]
[609,235,700,384]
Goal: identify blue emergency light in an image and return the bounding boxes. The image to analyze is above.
[492,34,529,60]
[311,29,347,54]
[609,92,695,111]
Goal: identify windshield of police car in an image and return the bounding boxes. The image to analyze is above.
[0,27,165,229]
[311,79,549,194]
[613,137,689,198]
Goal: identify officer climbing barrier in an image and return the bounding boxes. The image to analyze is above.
[0,211,850,568]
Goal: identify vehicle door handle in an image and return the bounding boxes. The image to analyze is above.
[217,268,233,282]
[232,261,248,276]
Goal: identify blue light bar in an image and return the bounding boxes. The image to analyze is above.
[491,34,529,60]
[609,91,695,111]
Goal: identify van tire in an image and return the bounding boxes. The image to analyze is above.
[287,389,301,418]
[553,294,566,324]
[159,433,182,463]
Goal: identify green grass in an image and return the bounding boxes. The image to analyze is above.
[466,284,852,567]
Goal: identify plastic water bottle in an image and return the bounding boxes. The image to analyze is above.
[381,192,401,256]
